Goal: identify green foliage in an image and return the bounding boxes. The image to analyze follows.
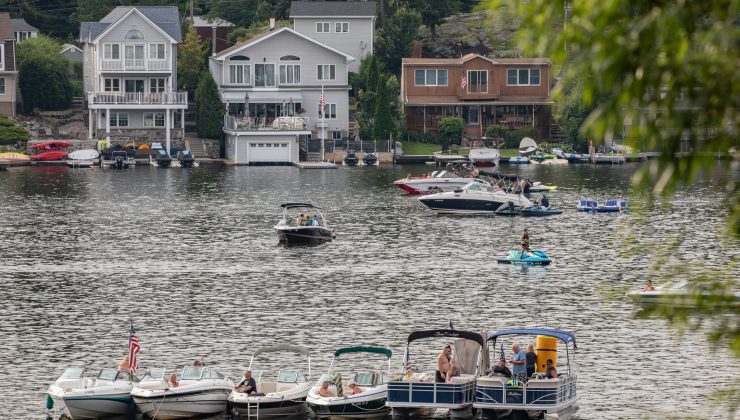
[366,56,380,115]
[375,7,422,74]
[178,26,207,99]
[485,125,536,148]
[72,61,83,78]
[410,0,460,41]
[438,117,464,145]
[195,72,223,139]
[0,116,29,145]
[372,75,394,141]
[16,36,73,112]
[403,130,435,144]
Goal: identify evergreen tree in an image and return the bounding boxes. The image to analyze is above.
[195,71,223,139]
[410,0,459,41]
[373,75,393,141]
[365,56,379,116]
[375,7,422,74]
[178,26,206,99]
[16,36,73,112]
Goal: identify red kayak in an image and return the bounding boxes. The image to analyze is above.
[31,151,69,161]
[30,141,73,150]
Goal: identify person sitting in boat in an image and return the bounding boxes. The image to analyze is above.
[294,213,305,226]
[545,360,558,379]
[644,280,656,291]
[520,228,531,258]
[169,372,179,388]
[490,359,512,378]
[117,355,130,374]
[311,214,320,225]
[347,381,363,395]
[317,380,334,397]
[541,195,550,208]
[446,360,461,382]
[236,370,257,394]
[436,345,452,382]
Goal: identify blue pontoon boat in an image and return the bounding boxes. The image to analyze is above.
[576,198,626,213]
[475,329,579,419]
[387,329,485,419]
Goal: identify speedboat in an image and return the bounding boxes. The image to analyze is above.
[519,137,537,157]
[274,203,335,244]
[552,148,587,163]
[468,147,500,167]
[153,149,172,168]
[521,206,562,217]
[576,198,626,213]
[307,346,392,418]
[47,367,137,419]
[363,152,378,166]
[475,329,579,419]
[393,170,482,195]
[497,250,551,266]
[67,149,100,168]
[131,366,233,419]
[177,149,197,168]
[229,344,312,418]
[387,328,485,419]
[508,156,530,164]
[627,280,740,309]
[418,182,532,215]
[344,149,359,166]
[101,146,135,169]
[31,150,68,161]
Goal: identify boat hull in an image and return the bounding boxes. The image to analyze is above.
[276,227,334,244]
[308,389,389,419]
[419,197,505,215]
[63,393,134,419]
[133,388,230,419]
[497,251,551,266]
[233,397,308,417]
[393,178,479,195]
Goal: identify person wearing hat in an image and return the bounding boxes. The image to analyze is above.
[347,381,363,395]
[491,359,512,378]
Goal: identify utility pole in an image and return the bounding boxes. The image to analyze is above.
[190,0,194,21]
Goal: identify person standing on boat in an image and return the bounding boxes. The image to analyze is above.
[436,345,452,382]
[510,343,528,383]
[525,344,537,378]
[520,228,531,258]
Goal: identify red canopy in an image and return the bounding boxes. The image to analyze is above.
[30,141,73,150]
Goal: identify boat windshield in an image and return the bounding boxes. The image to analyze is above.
[464,182,486,192]
[60,367,84,379]
[182,366,205,380]
[277,370,307,383]
[97,368,118,381]
[142,368,166,381]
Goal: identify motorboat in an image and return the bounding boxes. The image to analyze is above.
[363,152,378,166]
[131,366,233,419]
[274,203,335,244]
[519,137,537,157]
[576,198,627,213]
[387,328,485,419]
[101,146,135,169]
[475,329,579,419]
[177,149,197,168]
[627,280,740,309]
[468,147,500,167]
[344,149,359,166]
[521,206,563,217]
[307,346,392,418]
[47,367,137,419]
[67,149,100,168]
[31,150,68,161]
[393,170,484,195]
[508,156,530,165]
[418,182,533,215]
[552,148,587,163]
[153,149,173,168]
[497,250,552,266]
[229,344,312,418]
[0,152,31,167]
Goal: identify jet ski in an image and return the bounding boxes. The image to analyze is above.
[497,250,551,266]
[521,206,563,217]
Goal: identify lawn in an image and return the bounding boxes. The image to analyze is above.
[399,142,519,158]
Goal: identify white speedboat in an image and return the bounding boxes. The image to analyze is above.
[131,366,233,419]
[418,182,533,215]
[274,203,336,245]
[229,344,312,418]
[67,149,100,168]
[393,170,484,194]
[468,148,500,168]
[627,280,740,308]
[47,367,136,419]
[307,346,393,418]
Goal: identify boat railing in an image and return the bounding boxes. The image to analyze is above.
[475,374,577,409]
[387,377,477,408]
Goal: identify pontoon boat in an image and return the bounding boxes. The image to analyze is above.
[47,367,137,419]
[274,203,335,244]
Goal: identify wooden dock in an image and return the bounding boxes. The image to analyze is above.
[294,161,338,169]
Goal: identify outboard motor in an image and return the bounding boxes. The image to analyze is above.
[114,154,124,169]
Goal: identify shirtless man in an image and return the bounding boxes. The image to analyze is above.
[317,380,333,397]
[436,345,452,382]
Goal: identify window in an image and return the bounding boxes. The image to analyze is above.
[250,143,256,147]
[149,78,165,93]
[258,144,264,147]
[266,143,272,147]
[109,112,129,127]
[124,29,144,40]
[229,65,251,84]
[279,64,300,84]
[104,44,120,60]
[124,79,145,93]
[317,64,336,81]
[414,69,448,86]
[335,22,349,33]
[0,77,5,95]
[467,70,487,93]
[319,103,337,119]
[143,112,165,127]
[149,44,165,60]
[280,55,299,61]
[465,106,479,125]
[254,64,275,87]
[316,22,330,33]
[0,44,4,69]
[104,78,120,92]
[281,143,287,147]
[507,68,541,86]
[124,45,144,67]
[332,131,342,140]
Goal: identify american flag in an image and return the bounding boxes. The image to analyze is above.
[460,75,467,89]
[319,94,326,115]
[128,322,140,372]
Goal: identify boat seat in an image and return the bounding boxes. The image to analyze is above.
[405,372,434,383]
[450,374,475,384]
[258,381,278,394]
[276,382,297,392]
[477,376,506,387]
[525,378,560,388]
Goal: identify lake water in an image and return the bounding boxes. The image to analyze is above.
[0,162,737,419]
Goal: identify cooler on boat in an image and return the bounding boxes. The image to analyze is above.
[536,335,557,372]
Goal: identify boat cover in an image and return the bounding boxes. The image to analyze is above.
[334,346,391,359]
[454,338,482,375]
[254,344,310,356]
[488,329,576,348]
[407,329,485,347]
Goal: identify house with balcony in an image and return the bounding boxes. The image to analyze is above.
[290,1,375,73]
[400,53,553,141]
[11,18,38,43]
[209,25,354,164]
[0,13,18,117]
[79,6,187,153]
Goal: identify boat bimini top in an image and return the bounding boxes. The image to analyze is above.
[487,328,577,375]
[403,329,485,376]
[280,202,322,209]
[329,346,392,374]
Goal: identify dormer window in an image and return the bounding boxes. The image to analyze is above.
[280,55,300,61]
[230,55,250,61]
[316,22,330,33]
[124,29,144,40]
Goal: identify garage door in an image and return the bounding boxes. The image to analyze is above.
[247,141,291,163]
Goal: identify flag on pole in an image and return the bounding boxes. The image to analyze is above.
[460,75,467,89]
[319,94,326,116]
[128,322,140,372]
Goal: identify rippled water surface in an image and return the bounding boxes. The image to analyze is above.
[0,163,737,419]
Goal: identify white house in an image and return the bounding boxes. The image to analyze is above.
[10,18,38,42]
[209,25,354,164]
[79,6,188,153]
[289,1,376,73]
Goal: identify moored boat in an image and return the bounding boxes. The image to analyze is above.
[344,149,359,166]
[47,367,137,419]
[468,147,500,167]
[497,250,552,266]
[418,182,532,215]
[507,156,530,165]
[274,203,335,244]
[153,149,173,168]
[363,152,378,166]
[31,150,68,161]
[67,149,100,168]
[101,146,136,169]
[176,149,197,167]
[0,151,31,167]
[393,170,482,194]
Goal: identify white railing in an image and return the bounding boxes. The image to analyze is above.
[89,91,188,105]
[147,60,168,71]
[224,115,309,131]
[102,59,170,71]
[124,59,145,69]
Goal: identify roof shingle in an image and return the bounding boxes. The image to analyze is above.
[11,18,39,33]
[79,6,182,43]
[290,1,376,18]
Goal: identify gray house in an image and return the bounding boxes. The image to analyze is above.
[60,44,83,63]
[79,6,188,153]
[290,1,375,73]
[10,18,38,42]
[209,25,354,164]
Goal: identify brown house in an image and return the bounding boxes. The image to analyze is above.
[0,12,18,117]
[188,16,234,55]
[400,53,553,141]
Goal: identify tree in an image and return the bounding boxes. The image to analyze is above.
[207,0,258,27]
[195,71,223,139]
[375,7,422,74]
[411,0,459,41]
[178,26,207,99]
[438,117,464,145]
[16,36,73,112]
[0,116,29,145]
[373,75,394,141]
[364,56,380,116]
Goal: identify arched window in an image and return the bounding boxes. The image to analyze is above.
[280,55,300,61]
[124,29,144,40]
[230,55,250,61]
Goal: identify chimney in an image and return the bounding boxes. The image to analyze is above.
[212,26,217,56]
[412,44,422,58]
[269,17,276,30]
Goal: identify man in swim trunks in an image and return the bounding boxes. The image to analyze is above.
[436,345,452,382]
[520,228,530,258]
